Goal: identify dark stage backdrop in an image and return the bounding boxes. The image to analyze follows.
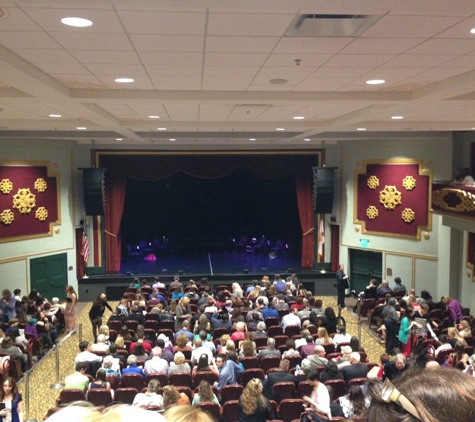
[121,171,300,252]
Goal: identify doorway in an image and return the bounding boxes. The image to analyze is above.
[349,249,382,294]
[30,253,68,300]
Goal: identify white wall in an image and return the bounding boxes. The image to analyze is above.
[0,139,79,295]
[326,136,454,299]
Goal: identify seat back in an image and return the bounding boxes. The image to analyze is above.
[297,381,314,399]
[124,320,139,333]
[169,372,192,388]
[265,318,280,329]
[241,368,265,386]
[286,355,302,369]
[59,389,86,405]
[115,387,138,404]
[347,377,368,389]
[222,400,239,422]
[324,379,346,399]
[106,374,120,390]
[273,382,296,404]
[160,320,175,331]
[260,356,281,374]
[145,373,168,387]
[107,320,123,332]
[239,357,259,370]
[196,402,221,420]
[273,335,289,349]
[120,373,144,391]
[267,326,284,337]
[220,385,243,404]
[254,337,269,349]
[279,399,305,422]
[87,388,112,407]
[194,371,219,386]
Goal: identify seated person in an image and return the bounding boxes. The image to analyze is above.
[64,362,89,390]
[122,354,145,379]
[133,379,164,408]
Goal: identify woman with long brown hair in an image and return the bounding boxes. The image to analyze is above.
[192,380,219,405]
[238,378,273,422]
[0,377,22,422]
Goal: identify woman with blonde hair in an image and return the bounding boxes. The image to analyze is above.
[238,378,273,422]
[448,326,467,347]
[217,334,230,354]
[315,327,333,346]
[164,405,214,422]
[98,325,110,343]
[225,339,236,354]
[163,385,190,410]
[232,283,243,299]
[169,352,191,375]
[175,297,192,331]
[458,319,472,338]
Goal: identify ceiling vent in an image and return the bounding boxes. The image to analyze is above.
[285,14,382,37]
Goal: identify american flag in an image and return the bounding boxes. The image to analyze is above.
[318,215,325,260]
[81,225,90,263]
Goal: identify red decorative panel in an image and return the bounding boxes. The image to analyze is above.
[355,161,432,239]
[0,164,60,242]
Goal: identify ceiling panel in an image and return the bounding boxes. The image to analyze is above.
[273,37,353,54]
[130,34,204,52]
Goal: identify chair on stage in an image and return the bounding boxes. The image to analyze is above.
[235,235,248,252]
[138,240,153,254]
[253,236,267,254]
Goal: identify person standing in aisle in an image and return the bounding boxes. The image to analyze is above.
[336,264,349,308]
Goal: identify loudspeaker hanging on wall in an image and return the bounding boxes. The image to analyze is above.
[81,168,106,216]
[312,167,336,214]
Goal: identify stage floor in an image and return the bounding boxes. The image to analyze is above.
[120,251,305,277]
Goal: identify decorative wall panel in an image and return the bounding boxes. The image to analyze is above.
[0,162,60,242]
[355,160,432,239]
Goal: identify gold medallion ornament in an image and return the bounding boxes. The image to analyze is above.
[12,188,36,214]
[367,175,379,189]
[35,207,48,221]
[401,208,415,223]
[402,176,416,191]
[0,209,14,225]
[34,178,47,192]
[379,185,402,210]
[0,179,13,194]
[366,205,379,220]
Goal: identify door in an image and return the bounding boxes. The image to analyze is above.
[349,249,382,294]
[30,253,68,299]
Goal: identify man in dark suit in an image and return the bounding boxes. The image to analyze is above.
[342,352,368,384]
[125,307,144,325]
[336,264,349,308]
[265,359,295,399]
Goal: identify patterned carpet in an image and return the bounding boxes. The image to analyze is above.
[20,297,383,421]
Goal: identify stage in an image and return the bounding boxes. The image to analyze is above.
[78,251,335,301]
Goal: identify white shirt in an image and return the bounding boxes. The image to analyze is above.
[133,391,164,408]
[144,357,169,375]
[435,343,452,358]
[191,346,214,366]
[333,333,352,346]
[281,313,301,331]
[75,350,102,363]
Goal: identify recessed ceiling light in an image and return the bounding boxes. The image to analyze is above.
[148,115,160,119]
[76,127,87,130]
[269,79,288,85]
[276,128,285,131]
[304,138,311,142]
[391,116,404,120]
[115,78,134,83]
[357,128,366,131]
[249,138,256,141]
[61,17,93,27]
[116,138,123,141]
[470,28,475,34]
[293,116,305,120]
[157,128,167,131]
[169,138,176,142]
[49,114,61,118]
[366,79,385,85]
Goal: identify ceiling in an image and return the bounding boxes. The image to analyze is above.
[1,0,475,146]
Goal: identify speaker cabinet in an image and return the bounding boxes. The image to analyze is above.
[82,168,105,216]
[313,167,335,214]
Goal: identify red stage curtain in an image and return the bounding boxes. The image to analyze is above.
[104,171,127,272]
[330,225,340,272]
[100,154,317,271]
[295,169,315,268]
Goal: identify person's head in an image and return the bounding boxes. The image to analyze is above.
[349,352,361,364]
[439,334,448,344]
[164,405,214,422]
[341,345,353,356]
[176,334,189,348]
[348,384,365,415]
[133,343,145,356]
[197,353,210,370]
[115,335,124,349]
[325,361,340,376]
[314,345,325,357]
[8,326,20,339]
[256,322,266,332]
[365,367,475,422]
[147,378,160,394]
[197,380,213,402]
[394,353,406,370]
[2,289,12,300]
[103,355,114,369]
[325,307,336,320]
[172,351,185,366]
[95,368,106,383]
[1,377,18,400]
[219,334,230,347]
[241,340,255,357]
[226,351,238,363]
[127,355,137,366]
[336,325,346,335]
[454,340,466,357]
[216,354,226,369]
[79,341,89,352]
[317,327,330,341]
[267,338,276,349]
[75,362,88,373]
[285,339,296,350]
[441,295,451,305]
[338,264,344,271]
[225,340,235,353]
[394,277,401,285]
[279,359,290,372]
[162,385,180,407]
[349,336,362,352]
[448,327,461,340]
[241,378,264,415]
[459,319,470,331]
[307,369,321,384]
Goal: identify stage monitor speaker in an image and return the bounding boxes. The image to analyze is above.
[82,168,106,216]
[313,167,335,214]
